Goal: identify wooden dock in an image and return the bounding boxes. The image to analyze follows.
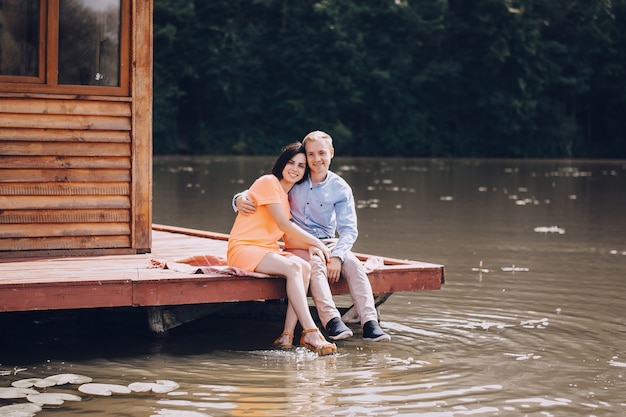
[0,224,444,331]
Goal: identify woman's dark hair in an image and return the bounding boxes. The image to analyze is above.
[272,142,308,184]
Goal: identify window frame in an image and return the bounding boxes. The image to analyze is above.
[0,0,130,96]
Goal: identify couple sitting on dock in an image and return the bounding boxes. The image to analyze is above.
[227,130,390,356]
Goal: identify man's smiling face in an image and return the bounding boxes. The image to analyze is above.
[305,138,334,178]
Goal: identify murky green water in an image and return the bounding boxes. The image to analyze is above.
[1,158,625,416]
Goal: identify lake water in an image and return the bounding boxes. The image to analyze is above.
[1,157,625,416]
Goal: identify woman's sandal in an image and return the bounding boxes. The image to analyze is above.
[273,331,295,349]
[300,328,337,356]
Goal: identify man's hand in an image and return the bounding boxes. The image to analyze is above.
[236,195,257,215]
[327,257,342,283]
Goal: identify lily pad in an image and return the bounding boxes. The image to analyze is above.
[27,392,82,406]
[129,380,180,394]
[78,383,131,396]
[11,378,56,389]
[44,374,92,386]
[0,387,39,399]
[0,403,42,417]
[150,410,210,417]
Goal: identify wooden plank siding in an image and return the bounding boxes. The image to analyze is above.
[0,97,133,254]
[0,0,153,256]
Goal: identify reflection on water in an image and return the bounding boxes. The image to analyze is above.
[2,158,625,416]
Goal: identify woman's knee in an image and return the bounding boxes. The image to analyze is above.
[282,258,304,278]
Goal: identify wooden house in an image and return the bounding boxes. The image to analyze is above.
[0,0,153,257]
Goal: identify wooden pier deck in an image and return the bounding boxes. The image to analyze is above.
[0,225,445,319]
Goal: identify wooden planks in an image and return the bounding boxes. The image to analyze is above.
[0,98,132,116]
[0,97,134,253]
[0,225,445,313]
[0,128,131,143]
[1,141,131,156]
[129,0,154,253]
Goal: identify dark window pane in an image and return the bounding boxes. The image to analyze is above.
[58,0,120,86]
[0,0,39,76]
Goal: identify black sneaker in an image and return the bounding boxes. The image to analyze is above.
[325,317,353,340]
[362,320,391,342]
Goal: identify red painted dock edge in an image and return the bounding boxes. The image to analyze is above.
[0,225,445,313]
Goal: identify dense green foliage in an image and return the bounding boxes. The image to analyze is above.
[153,0,626,157]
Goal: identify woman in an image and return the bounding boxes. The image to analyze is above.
[227,143,337,356]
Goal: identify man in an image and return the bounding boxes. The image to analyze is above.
[234,130,390,342]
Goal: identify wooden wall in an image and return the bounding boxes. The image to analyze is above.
[0,96,133,254]
[0,0,153,257]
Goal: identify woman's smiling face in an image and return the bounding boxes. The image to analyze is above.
[282,152,307,185]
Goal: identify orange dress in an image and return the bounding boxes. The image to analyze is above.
[227,174,291,271]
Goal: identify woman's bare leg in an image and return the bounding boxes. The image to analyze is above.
[276,255,311,345]
[256,253,330,348]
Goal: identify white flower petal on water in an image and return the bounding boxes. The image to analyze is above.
[11,378,55,389]
[0,387,39,399]
[0,403,42,417]
[44,374,93,386]
[533,225,565,234]
[26,392,82,406]
[501,266,530,272]
[78,383,131,396]
[129,380,180,394]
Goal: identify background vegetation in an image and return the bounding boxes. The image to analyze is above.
[153,0,626,158]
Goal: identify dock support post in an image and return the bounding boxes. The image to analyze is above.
[147,304,233,334]
[147,306,168,336]
[340,292,392,323]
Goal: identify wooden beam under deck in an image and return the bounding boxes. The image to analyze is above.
[0,225,444,313]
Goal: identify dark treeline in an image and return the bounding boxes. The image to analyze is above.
[153,0,626,158]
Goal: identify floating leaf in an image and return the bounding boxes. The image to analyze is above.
[27,392,82,406]
[128,382,153,393]
[78,383,131,396]
[0,403,42,417]
[12,378,56,389]
[0,387,39,399]
[129,380,180,394]
[44,374,92,386]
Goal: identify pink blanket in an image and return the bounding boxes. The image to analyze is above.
[149,254,384,276]
[149,254,270,278]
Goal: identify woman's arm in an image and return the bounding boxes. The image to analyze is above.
[266,203,330,262]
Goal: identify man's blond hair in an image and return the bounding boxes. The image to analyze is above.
[302,130,333,148]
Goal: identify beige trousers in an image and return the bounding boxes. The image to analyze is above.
[288,239,378,327]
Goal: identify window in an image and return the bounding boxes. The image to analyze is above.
[58,0,120,86]
[0,0,129,95]
[0,0,42,79]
